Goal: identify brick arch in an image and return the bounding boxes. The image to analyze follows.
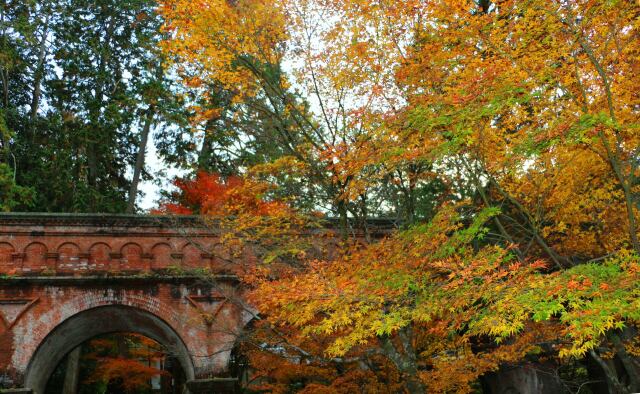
[23,304,195,394]
[23,242,48,273]
[13,290,209,392]
[56,242,81,272]
[120,242,143,271]
[88,242,111,271]
[151,242,175,271]
[10,290,190,366]
[0,242,15,274]
[5,283,253,392]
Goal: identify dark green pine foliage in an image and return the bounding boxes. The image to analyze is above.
[1,0,175,212]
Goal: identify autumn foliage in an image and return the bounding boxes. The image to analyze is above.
[81,334,168,393]
[156,171,280,216]
[157,0,640,393]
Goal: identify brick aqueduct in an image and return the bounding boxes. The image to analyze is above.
[0,213,254,394]
[0,214,571,394]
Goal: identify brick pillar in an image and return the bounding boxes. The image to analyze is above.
[61,346,81,394]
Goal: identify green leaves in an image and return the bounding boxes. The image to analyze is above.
[566,112,616,145]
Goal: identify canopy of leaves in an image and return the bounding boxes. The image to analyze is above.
[158,0,640,392]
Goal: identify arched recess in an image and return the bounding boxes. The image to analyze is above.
[88,242,111,271]
[57,242,81,271]
[181,242,204,270]
[0,242,15,273]
[151,242,174,271]
[120,242,143,271]
[23,242,48,273]
[24,305,195,394]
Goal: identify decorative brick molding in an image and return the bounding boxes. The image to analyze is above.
[0,213,393,393]
[0,215,225,276]
[0,214,254,393]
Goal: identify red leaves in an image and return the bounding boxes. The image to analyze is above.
[81,334,168,393]
[83,357,168,393]
[155,171,290,218]
[174,171,243,214]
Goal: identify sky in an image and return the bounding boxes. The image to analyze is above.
[136,130,185,211]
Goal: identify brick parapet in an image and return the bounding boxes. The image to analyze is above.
[0,214,228,276]
[0,214,395,277]
[0,213,394,392]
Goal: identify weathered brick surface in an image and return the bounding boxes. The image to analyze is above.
[0,215,234,276]
[0,214,252,393]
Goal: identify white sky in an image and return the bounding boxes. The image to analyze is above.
[136,130,186,212]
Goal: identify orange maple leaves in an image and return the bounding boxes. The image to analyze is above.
[156,0,640,391]
[156,171,289,217]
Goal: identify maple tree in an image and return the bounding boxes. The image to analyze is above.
[158,0,444,233]
[44,333,173,394]
[157,0,640,392]
[80,334,169,394]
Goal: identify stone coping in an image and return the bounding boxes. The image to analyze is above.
[0,274,238,285]
[0,213,202,227]
[0,213,399,231]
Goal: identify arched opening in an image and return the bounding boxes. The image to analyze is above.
[25,305,195,394]
[44,332,186,394]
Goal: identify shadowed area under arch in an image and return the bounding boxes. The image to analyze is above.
[25,305,195,394]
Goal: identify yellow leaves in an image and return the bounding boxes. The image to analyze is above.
[556,221,567,233]
[159,0,289,122]
[249,156,307,178]
[253,204,546,366]
[158,0,640,390]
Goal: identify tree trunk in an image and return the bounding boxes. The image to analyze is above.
[126,106,154,213]
[197,125,213,171]
[590,349,629,394]
[29,14,51,126]
[87,139,98,188]
[380,332,425,394]
[62,346,81,394]
[337,199,349,240]
[0,68,8,108]
[612,335,640,392]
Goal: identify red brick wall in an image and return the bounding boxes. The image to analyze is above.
[0,215,254,390]
[0,214,389,390]
[0,216,230,276]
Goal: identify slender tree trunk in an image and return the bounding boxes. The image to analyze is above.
[87,82,102,204]
[337,199,349,240]
[62,346,81,394]
[86,16,114,211]
[87,139,97,187]
[0,68,8,108]
[0,3,8,109]
[358,194,371,242]
[590,349,629,394]
[380,331,425,394]
[29,14,51,127]
[126,106,154,213]
[197,127,213,172]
